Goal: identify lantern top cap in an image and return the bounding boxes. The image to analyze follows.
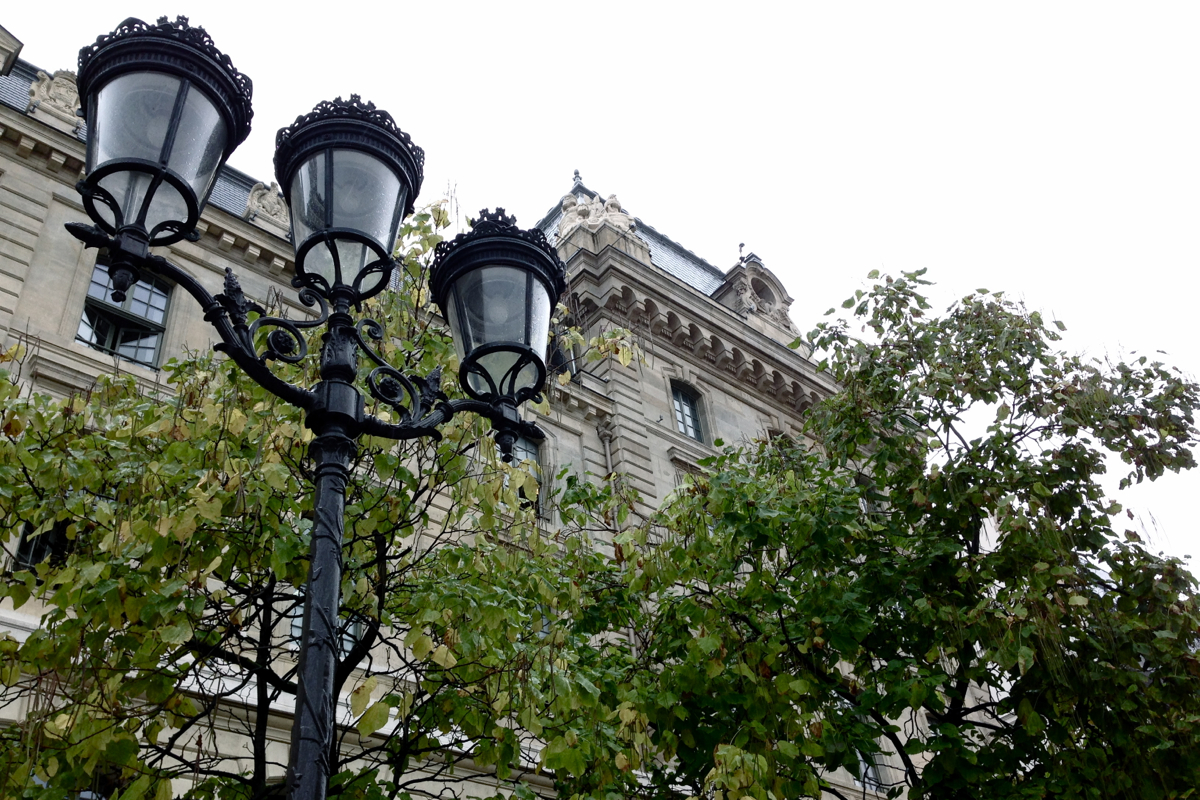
[273,94,425,219]
[432,208,567,298]
[77,16,253,146]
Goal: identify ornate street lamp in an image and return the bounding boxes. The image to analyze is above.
[274,95,423,304]
[74,16,253,299]
[64,17,565,800]
[430,208,568,455]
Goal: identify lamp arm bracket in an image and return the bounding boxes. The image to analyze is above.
[149,261,317,411]
[359,397,545,447]
[63,222,315,410]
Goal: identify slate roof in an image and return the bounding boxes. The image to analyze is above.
[535,178,727,297]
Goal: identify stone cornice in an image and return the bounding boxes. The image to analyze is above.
[547,375,615,422]
[0,102,87,179]
[565,238,836,417]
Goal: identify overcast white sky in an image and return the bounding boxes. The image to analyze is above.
[6,2,1198,562]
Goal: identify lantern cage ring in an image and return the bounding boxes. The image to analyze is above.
[290,228,396,306]
[458,341,547,408]
[75,164,203,247]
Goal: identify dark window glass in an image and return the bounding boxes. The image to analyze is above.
[77,261,170,368]
[672,383,703,442]
[13,520,72,573]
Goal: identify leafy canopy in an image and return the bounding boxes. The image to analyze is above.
[559,270,1200,800]
[0,206,633,800]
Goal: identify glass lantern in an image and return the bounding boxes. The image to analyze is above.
[430,210,567,405]
[75,16,253,245]
[274,96,424,302]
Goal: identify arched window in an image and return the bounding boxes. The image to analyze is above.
[671,381,704,442]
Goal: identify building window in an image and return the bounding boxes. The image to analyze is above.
[672,382,704,442]
[11,520,72,573]
[507,434,542,514]
[76,261,170,368]
[854,751,885,792]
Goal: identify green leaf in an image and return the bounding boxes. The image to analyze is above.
[160,622,193,645]
[910,681,928,709]
[357,701,391,737]
[1017,646,1036,676]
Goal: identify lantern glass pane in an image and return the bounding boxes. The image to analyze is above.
[446,265,554,397]
[302,242,336,287]
[330,149,403,250]
[289,153,326,251]
[451,266,530,351]
[170,86,228,200]
[93,170,188,233]
[87,71,181,173]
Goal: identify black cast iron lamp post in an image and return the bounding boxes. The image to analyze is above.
[65,17,565,800]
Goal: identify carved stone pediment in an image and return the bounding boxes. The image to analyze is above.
[26,70,81,135]
[244,182,290,234]
[713,254,798,341]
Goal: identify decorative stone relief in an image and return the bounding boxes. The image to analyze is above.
[558,193,636,238]
[715,255,797,337]
[26,70,82,135]
[244,182,290,233]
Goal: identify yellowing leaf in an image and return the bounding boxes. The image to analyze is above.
[431,644,458,668]
[409,633,434,660]
[195,495,222,522]
[227,408,247,435]
[356,700,390,737]
[261,462,290,492]
[1068,594,1088,606]
[350,675,378,717]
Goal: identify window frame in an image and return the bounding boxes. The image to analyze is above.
[11,519,72,574]
[76,260,172,369]
[671,381,705,443]
[504,433,543,516]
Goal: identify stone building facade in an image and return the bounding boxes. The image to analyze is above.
[0,22,873,798]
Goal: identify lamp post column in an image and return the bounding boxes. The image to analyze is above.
[286,305,362,800]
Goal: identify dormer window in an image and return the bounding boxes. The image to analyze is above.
[671,382,704,443]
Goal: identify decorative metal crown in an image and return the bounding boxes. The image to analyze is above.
[78,16,253,109]
[434,209,560,266]
[274,95,425,174]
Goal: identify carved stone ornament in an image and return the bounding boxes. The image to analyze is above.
[26,70,82,134]
[245,182,290,230]
[558,193,636,239]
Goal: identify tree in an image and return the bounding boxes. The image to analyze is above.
[565,271,1200,800]
[0,208,630,800]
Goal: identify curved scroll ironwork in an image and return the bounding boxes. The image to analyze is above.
[244,287,330,364]
[350,318,452,426]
